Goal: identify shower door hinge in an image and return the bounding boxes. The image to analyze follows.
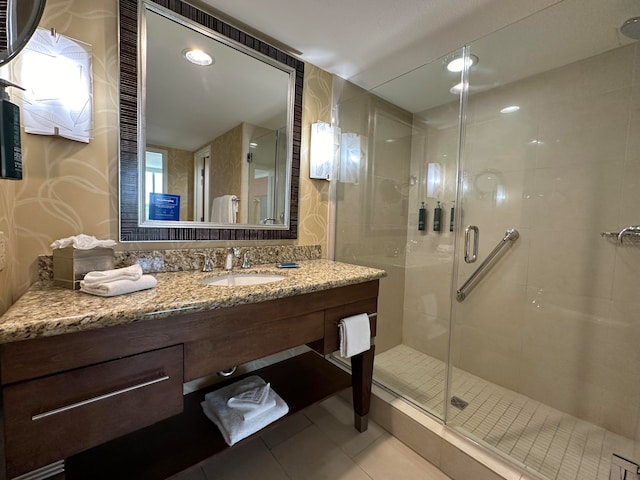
[610,454,640,480]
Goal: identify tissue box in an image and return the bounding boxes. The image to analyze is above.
[53,247,115,290]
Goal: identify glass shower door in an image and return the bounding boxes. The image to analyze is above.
[334,48,465,420]
[447,2,640,477]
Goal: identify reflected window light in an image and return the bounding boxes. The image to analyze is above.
[340,132,363,184]
[426,162,443,198]
[500,105,520,114]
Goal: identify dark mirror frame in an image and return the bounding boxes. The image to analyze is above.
[119,0,304,241]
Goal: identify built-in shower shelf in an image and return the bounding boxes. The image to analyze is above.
[601,226,640,244]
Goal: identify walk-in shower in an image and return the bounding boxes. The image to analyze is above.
[333,0,640,478]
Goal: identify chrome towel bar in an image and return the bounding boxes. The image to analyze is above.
[456,228,519,302]
[601,225,640,244]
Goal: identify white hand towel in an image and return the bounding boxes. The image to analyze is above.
[82,264,143,286]
[200,375,288,446]
[226,382,276,421]
[211,195,238,223]
[339,313,371,358]
[79,275,157,297]
[50,234,116,250]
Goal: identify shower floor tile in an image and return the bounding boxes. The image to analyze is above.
[374,344,638,480]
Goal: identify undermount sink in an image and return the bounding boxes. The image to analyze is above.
[201,273,286,287]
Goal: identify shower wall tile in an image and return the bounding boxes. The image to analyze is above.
[527,161,625,233]
[536,88,631,168]
[527,229,616,298]
[402,310,449,362]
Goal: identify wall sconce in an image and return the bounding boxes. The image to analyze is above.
[426,162,443,198]
[310,122,339,180]
[19,28,92,143]
[339,132,364,184]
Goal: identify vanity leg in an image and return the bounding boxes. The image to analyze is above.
[350,345,375,433]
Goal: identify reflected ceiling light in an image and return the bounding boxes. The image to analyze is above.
[446,54,478,73]
[249,142,258,148]
[500,105,520,114]
[450,82,463,95]
[182,48,214,66]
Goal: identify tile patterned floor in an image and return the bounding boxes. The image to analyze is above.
[171,394,451,480]
[374,344,640,480]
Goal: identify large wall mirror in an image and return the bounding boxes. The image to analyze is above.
[119,0,304,241]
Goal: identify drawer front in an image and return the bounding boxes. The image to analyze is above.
[3,345,183,478]
[309,298,378,355]
[184,311,324,381]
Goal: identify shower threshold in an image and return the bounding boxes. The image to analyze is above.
[373,344,638,480]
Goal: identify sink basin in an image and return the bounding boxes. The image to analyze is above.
[201,273,286,287]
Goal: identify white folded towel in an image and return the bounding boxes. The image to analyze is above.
[200,375,288,446]
[226,382,276,421]
[82,264,143,286]
[79,275,157,297]
[339,313,371,358]
[50,234,116,250]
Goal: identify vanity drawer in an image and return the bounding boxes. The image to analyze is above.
[2,344,183,478]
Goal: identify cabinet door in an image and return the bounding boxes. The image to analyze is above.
[3,344,183,478]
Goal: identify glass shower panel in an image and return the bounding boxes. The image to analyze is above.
[334,48,464,420]
[447,0,640,478]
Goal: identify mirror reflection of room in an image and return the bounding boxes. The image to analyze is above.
[142,6,291,225]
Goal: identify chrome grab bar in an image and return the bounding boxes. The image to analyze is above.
[456,228,519,302]
[464,225,479,263]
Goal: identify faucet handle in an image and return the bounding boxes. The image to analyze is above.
[241,251,251,269]
[195,252,215,272]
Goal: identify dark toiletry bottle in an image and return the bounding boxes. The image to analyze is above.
[450,201,455,232]
[418,202,426,231]
[0,79,23,180]
[433,201,442,232]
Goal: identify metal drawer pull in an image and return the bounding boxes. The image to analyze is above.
[31,374,170,421]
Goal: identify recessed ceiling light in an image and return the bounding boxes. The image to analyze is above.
[183,48,214,66]
[500,105,520,114]
[446,54,478,73]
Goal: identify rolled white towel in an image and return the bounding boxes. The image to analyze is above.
[82,264,143,286]
[79,275,157,297]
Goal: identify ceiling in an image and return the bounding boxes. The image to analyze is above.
[147,0,640,150]
[196,0,565,91]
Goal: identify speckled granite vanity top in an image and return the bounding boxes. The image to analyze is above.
[0,260,386,344]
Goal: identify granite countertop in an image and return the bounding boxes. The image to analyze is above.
[0,260,386,344]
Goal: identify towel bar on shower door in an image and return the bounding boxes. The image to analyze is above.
[456,228,519,302]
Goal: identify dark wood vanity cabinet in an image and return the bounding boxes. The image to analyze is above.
[0,280,379,480]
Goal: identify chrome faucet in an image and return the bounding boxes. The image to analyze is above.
[196,253,215,272]
[225,247,241,272]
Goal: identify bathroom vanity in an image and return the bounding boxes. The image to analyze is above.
[0,260,384,480]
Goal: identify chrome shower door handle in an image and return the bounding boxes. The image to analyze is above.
[464,225,479,263]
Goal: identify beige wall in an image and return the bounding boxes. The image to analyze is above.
[0,0,332,315]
